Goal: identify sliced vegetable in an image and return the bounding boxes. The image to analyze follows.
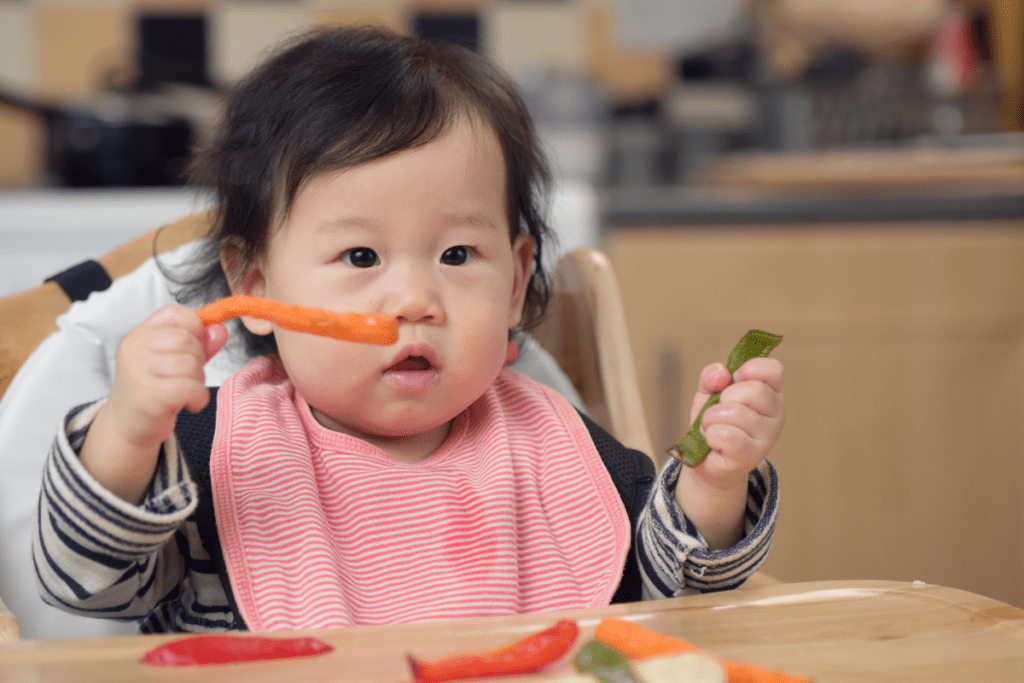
[196,295,399,346]
[573,640,641,683]
[141,634,332,666]
[408,620,578,682]
[594,618,811,683]
[636,653,727,683]
[668,329,783,467]
[595,618,698,659]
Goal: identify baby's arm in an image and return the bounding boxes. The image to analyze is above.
[675,358,785,549]
[79,304,228,504]
[634,358,783,598]
[33,304,228,619]
[33,400,197,620]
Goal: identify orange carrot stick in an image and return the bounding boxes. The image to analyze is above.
[196,295,398,346]
[595,619,811,683]
[595,618,698,659]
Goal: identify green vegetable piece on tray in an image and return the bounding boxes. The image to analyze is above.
[667,329,783,468]
[574,640,640,683]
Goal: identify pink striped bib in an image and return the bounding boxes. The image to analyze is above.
[210,357,630,631]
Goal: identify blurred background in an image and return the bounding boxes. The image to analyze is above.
[2,0,1024,609]
[0,0,1021,190]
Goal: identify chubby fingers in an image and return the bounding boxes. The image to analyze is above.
[143,302,206,334]
[143,304,229,363]
[700,359,785,464]
[128,305,213,413]
[689,363,732,423]
[710,358,784,424]
[202,322,230,361]
[732,356,784,392]
[690,358,784,419]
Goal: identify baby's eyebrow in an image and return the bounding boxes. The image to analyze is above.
[442,214,500,231]
[314,213,502,235]
[315,217,376,235]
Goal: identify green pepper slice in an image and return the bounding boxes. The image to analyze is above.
[574,640,640,683]
[667,329,782,467]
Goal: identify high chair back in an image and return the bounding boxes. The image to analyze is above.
[0,211,213,401]
[532,249,655,460]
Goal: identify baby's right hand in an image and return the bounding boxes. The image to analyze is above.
[79,304,228,503]
[108,304,227,449]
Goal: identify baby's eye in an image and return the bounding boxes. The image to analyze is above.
[341,247,379,268]
[441,246,472,266]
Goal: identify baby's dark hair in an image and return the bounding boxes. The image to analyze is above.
[180,25,554,356]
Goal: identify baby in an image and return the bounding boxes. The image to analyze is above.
[33,26,784,633]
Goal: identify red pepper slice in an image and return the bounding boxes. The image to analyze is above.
[141,634,333,666]
[408,620,579,682]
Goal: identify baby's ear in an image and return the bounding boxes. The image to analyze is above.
[508,234,534,328]
[219,238,274,336]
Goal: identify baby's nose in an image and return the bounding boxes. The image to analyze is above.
[386,267,444,325]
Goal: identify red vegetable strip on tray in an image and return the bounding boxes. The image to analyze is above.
[595,619,811,683]
[141,634,333,666]
[408,620,579,682]
[196,295,399,346]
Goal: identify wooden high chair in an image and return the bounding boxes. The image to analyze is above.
[532,248,655,459]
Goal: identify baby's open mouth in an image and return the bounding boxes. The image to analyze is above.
[384,352,439,390]
[389,356,432,372]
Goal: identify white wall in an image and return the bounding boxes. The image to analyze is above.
[0,189,213,297]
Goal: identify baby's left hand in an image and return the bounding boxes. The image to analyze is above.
[688,357,785,489]
[674,357,783,550]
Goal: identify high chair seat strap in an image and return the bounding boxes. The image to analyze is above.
[45,259,113,302]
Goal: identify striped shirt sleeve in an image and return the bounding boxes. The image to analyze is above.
[32,399,198,622]
[636,459,778,599]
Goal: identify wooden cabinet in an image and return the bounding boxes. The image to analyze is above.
[607,219,1024,608]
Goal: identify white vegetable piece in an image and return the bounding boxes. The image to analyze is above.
[635,652,727,683]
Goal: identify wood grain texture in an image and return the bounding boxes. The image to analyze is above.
[607,221,1024,609]
[1,581,1021,682]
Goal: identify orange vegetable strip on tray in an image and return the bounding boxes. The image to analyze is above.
[594,618,811,683]
[408,620,579,682]
[196,295,398,346]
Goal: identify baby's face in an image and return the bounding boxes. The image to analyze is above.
[237,119,532,461]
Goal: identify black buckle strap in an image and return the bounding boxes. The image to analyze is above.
[45,260,113,302]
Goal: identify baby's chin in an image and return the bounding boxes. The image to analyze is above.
[310,405,457,446]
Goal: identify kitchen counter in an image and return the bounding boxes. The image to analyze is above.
[603,184,1024,225]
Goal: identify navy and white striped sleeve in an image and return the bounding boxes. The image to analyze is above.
[32,399,198,621]
[636,458,778,599]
